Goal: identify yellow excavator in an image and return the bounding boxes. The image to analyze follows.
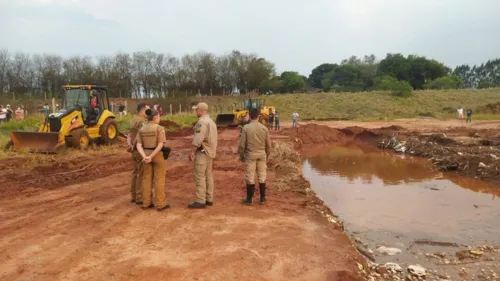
[7,85,119,153]
[216,98,276,128]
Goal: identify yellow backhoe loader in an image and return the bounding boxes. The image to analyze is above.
[7,85,119,153]
[216,98,276,128]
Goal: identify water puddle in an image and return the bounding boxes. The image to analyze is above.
[302,142,500,275]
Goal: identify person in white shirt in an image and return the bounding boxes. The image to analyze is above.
[292,112,299,128]
[0,105,7,123]
[457,106,464,119]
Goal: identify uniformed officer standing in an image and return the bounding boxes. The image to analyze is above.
[127,103,149,204]
[188,102,218,209]
[136,109,170,211]
[239,108,272,205]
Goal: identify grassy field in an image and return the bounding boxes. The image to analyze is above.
[205,89,500,121]
[118,88,500,121]
[2,88,499,121]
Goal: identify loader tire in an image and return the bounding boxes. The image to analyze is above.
[71,129,90,150]
[99,118,119,145]
[259,115,268,127]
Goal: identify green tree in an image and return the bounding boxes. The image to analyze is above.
[308,63,337,88]
[391,80,413,97]
[246,57,276,91]
[478,80,496,89]
[424,75,463,90]
[321,64,364,92]
[377,53,410,81]
[259,76,283,93]
[280,71,306,92]
[374,75,413,97]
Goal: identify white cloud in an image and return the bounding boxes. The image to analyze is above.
[1,0,499,75]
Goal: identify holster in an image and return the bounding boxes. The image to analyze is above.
[161,146,171,160]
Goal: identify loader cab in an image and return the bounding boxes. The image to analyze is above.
[62,85,111,125]
[243,99,262,111]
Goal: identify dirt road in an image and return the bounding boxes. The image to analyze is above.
[0,129,364,281]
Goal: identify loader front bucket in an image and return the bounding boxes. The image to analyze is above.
[216,114,236,128]
[10,131,63,153]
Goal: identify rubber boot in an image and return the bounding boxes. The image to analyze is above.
[241,184,255,205]
[259,183,267,204]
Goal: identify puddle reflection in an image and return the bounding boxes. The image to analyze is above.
[302,143,500,246]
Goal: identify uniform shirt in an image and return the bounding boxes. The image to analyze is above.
[136,123,167,155]
[466,109,472,115]
[274,113,280,121]
[292,112,299,120]
[129,115,147,147]
[192,115,218,159]
[239,119,251,135]
[238,120,272,160]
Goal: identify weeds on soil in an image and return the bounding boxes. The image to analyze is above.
[269,142,310,194]
[0,116,40,132]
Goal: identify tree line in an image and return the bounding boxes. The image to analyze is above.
[0,48,499,99]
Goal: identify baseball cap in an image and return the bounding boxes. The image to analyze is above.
[192,102,208,111]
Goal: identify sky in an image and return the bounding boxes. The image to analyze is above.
[1,0,499,75]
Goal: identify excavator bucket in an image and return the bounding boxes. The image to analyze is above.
[216,114,237,127]
[10,131,63,153]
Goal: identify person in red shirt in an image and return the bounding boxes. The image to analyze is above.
[91,96,97,108]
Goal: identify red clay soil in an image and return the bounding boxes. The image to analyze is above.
[159,120,181,129]
[0,128,365,281]
[166,127,193,137]
[281,124,345,147]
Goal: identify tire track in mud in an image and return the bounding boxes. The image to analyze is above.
[0,154,131,198]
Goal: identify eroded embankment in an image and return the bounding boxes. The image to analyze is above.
[281,124,500,186]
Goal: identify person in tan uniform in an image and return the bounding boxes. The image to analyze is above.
[188,102,218,209]
[136,109,170,211]
[127,103,149,204]
[239,108,272,205]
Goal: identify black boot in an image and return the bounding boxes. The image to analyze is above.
[259,183,267,204]
[241,184,255,205]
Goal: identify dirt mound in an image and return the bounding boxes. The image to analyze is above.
[282,124,345,145]
[159,120,181,129]
[167,127,192,137]
[353,130,379,143]
[339,126,366,136]
[380,125,404,131]
[476,102,500,114]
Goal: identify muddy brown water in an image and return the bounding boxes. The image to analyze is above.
[302,142,500,274]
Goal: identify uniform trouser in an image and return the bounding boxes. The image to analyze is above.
[292,120,298,127]
[142,153,167,208]
[130,150,144,202]
[194,152,214,203]
[466,115,472,123]
[275,120,280,130]
[245,158,267,185]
